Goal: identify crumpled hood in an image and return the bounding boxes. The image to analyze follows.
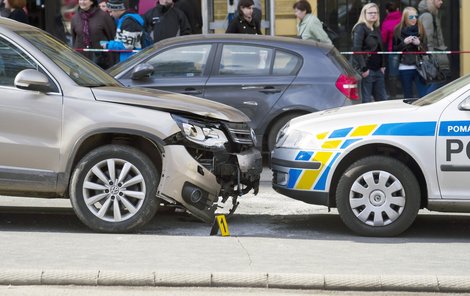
[91,86,250,123]
[290,100,419,131]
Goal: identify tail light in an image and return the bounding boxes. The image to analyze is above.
[336,74,359,100]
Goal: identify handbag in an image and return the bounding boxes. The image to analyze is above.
[322,23,338,42]
[416,54,445,84]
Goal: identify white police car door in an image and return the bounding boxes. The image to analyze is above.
[436,89,470,199]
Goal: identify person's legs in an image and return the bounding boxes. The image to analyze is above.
[414,70,427,98]
[361,74,373,103]
[399,69,415,98]
[425,81,446,95]
[371,70,388,101]
[387,55,400,99]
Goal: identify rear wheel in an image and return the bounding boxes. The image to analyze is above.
[69,145,159,233]
[336,156,420,236]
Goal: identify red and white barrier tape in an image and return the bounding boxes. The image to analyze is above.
[340,50,470,55]
[75,48,141,53]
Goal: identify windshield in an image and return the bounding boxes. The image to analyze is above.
[17,30,121,87]
[411,74,470,106]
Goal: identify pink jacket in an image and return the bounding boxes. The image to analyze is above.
[381,11,402,51]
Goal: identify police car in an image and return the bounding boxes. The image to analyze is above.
[272,74,470,236]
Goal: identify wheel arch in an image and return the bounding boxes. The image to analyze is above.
[328,143,428,209]
[58,128,165,195]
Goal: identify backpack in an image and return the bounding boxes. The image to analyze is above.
[118,13,153,49]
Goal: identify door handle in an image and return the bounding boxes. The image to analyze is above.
[261,86,282,93]
[241,86,264,90]
[243,101,258,106]
[182,88,202,95]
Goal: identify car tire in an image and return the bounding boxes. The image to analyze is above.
[69,144,159,233]
[336,156,420,237]
[267,113,304,152]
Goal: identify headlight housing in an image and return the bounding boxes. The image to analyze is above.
[172,114,228,148]
[276,126,318,149]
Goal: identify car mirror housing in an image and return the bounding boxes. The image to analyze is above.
[131,63,154,80]
[14,69,51,93]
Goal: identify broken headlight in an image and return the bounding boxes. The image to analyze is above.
[172,114,228,148]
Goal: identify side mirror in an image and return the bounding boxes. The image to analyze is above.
[131,63,154,80]
[459,97,470,111]
[14,69,51,93]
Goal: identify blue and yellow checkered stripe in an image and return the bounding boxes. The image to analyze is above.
[287,121,436,191]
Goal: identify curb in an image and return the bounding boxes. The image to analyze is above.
[0,270,470,292]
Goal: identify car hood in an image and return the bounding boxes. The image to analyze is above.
[290,99,420,131]
[91,86,250,123]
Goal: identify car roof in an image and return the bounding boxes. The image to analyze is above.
[154,34,334,52]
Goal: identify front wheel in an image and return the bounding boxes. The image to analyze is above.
[336,156,420,237]
[69,145,160,233]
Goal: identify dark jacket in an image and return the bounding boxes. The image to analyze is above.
[392,25,426,66]
[351,23,384,72]
[144,4,191,43]
[71,7,116,68]
[8,8,28,24]
[175,0,202,34]
[226,15,261,35]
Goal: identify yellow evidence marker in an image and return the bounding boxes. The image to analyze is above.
[210,215,230,236]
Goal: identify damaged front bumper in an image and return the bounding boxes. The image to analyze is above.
[157,145,262,222]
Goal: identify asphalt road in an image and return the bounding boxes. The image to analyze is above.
[1,180,470,277]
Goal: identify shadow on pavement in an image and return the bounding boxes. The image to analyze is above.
[0,206,470,243]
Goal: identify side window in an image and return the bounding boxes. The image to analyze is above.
[0,37,37,87]
[273,51,300,76]
[146,44,211,78]
[218,45,273,76]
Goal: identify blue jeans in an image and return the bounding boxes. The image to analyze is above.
[425,81,446,95]
[388,55,400,77]
[399,69,427,98]
[361,70,388,103]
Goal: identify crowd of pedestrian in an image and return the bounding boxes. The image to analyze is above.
[350,0,448,101]
[0,0,450,101]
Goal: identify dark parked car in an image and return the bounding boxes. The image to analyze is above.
[108,34,361,152]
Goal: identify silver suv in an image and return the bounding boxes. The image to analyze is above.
[0,19,261,232]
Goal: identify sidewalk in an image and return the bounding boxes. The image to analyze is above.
[1,269,470,292]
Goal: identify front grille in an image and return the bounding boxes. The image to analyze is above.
[223,122,254,145]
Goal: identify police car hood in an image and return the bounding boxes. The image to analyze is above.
[92,86,250,123]
[290,100,419,131]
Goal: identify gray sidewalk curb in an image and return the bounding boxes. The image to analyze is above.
[0,270,470,292]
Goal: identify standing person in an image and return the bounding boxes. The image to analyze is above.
[175,0,202,34]
[0,0,9,17]
[293,0,331,44]
[381,1,401,99]
[98,0,110,13]
[143,0,191,43]
[351,3,387,103]
[418,0,449,94]
[232,0,262,25]
[105,0,145,62]
[72,0,116,69]
[4,0,28,24]
[226,0,261,35]
[392,7,427,99]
